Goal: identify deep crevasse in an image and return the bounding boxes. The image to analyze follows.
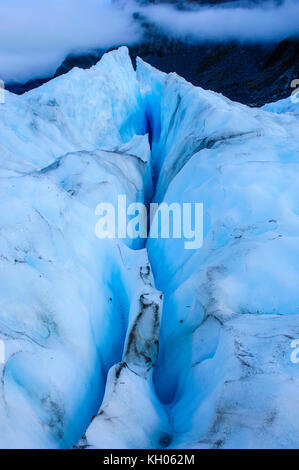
[0,47,299,449]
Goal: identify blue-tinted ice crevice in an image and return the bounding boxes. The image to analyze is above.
[1,46,299,449]
[0,47,173,449]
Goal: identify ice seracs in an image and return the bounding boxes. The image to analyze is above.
[0,47,299,449]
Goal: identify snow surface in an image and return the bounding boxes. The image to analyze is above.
[0,47,299,449]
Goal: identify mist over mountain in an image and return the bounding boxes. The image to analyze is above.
[4,0,298,106]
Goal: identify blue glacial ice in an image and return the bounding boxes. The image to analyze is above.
[0,47,299,449]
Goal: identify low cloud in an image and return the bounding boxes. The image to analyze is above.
[0,0,140,83]
[141,0,299,43]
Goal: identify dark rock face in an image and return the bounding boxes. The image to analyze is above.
[130,37,299,106]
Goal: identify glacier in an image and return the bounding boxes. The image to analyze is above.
[0,47,299,449]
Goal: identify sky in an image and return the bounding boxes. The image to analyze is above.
[0,0,298,84]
